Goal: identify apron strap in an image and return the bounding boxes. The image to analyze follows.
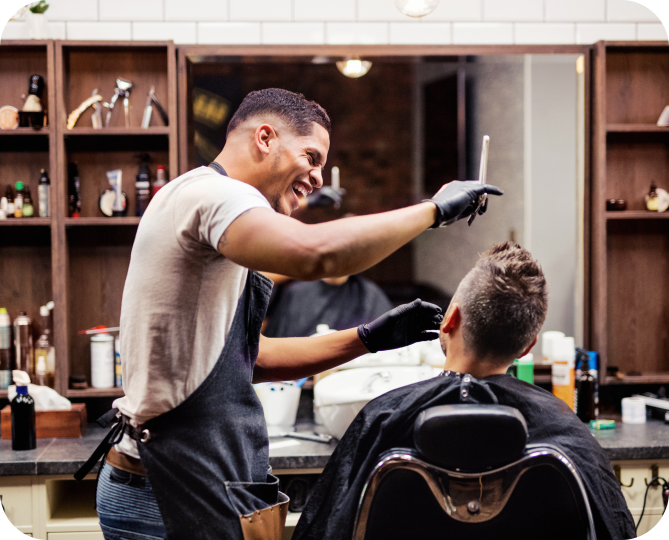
[74,409,149,481]
[208,162,228,177]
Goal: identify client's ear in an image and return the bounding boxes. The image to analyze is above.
[441,303,461,335]
[518,335,539,358]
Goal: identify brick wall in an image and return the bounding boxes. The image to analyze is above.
[2,0,667,44]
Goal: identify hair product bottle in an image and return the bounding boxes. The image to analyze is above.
[0,308,12,390]
[135,154,151,217]
[575,348,597,422]
[22,186,34,217]
[11,371,36,451]
[14,181,24,218]
[552,336,575,411]
[38,169,50,217]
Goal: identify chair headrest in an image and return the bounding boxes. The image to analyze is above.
[413,404,528,471]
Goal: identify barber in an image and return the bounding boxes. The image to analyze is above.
[81,88,502,540]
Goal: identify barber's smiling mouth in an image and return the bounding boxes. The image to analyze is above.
[292,181,312,199]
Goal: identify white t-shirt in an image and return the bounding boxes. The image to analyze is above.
[113,166,272,457]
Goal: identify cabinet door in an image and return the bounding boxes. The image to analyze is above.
[0,477,33,532]
[47,533,104,540]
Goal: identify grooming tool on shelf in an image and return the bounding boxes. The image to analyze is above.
[468,135,490,226]
[105,78,133,128]
[67,93,103,130]
[141,85,169,128]
[91,88,102,129]
[269,431,333,444]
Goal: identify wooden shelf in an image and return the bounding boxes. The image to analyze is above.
[606,211,669,220]
[0,218,51,226]
[605,374,669,385]
[65,217,141,226]
[607,124,669,133]
[0,127,50,136]
[65,387,124,398]
[0,390,7,400]
[64,127,169,136]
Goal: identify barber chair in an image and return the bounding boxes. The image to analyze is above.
[352,404,596,540]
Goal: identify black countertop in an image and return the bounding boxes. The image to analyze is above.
[0,419,668,476]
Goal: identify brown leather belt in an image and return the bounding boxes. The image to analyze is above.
[107,447,147,476]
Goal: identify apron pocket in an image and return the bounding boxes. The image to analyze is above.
[238,491,289,540]
[225,475,290,540]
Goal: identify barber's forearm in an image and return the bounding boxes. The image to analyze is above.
[303,202,437,279]
[253,330,368,382]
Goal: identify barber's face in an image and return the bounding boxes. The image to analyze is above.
[265,123,329,216]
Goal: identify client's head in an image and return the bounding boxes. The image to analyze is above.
[439,242,548,377]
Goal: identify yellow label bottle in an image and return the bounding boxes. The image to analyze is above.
[552,336,575,411]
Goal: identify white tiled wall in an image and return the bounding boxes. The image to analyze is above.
[2,0,667,43]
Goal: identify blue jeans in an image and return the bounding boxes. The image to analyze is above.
[96,462,167,540]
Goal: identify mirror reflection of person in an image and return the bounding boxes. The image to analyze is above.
[293,243,635,540]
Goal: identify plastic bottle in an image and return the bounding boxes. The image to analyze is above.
[14,181,24,218]
[0,308,12,390]
[38,169,50,217]
[5,185,15,218]
[34,306,51,387]
[13,312,34,379]
[11,371,36,451]
[552,336,575,411]
[516,353,534,384]
[575,347,596,422]
[135,155,151,217]
[114,336,122,387]
[0,196,7,219]
[152,165,167,197]
[22,185,34,217]
[91,331,115,389]
[541,331,565,364]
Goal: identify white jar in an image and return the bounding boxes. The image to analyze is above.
[91,334,115,389]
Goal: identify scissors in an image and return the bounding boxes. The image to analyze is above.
[468,135,490,226]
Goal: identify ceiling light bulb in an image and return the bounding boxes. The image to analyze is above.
[394,0,440,18]
[336,57,372,78]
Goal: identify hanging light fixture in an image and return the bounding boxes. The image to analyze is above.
[336,57,372,78]
[394,0,440,18]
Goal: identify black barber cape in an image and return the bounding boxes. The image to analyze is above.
[263,276,392,338]
[293,373,635,540]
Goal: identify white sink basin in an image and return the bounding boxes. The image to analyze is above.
[314,366,441,439]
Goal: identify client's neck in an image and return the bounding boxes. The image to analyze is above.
[442,340,512,379]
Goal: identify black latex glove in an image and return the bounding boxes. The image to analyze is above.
[357,299,443,353]
[306,186,346,209]
[424,181,503,228]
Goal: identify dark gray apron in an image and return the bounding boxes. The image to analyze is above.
[137,269,282,539]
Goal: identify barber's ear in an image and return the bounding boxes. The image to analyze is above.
[255,124,277,155]
[441,303,460,335]
[518,335,539,358]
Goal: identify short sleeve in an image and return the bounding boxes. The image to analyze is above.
[174,168,272,252]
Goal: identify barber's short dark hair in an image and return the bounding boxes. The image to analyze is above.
[456,242,548,361]
[227,88,331,137]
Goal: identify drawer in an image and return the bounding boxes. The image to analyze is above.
[47,533,105,540]
[0,476,33,530]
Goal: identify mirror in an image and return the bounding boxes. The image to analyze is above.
[184,53,585,352]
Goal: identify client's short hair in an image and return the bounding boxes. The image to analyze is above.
[227,88,331,137]
[455,242,548,361]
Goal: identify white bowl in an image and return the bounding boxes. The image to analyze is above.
[314,366,440,439]
[255,383,302,427]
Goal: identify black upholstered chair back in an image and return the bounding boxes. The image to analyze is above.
[352,404,596,540]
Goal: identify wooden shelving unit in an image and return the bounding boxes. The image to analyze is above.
[52,40,177,399]
[591,41,669,385]
[0,41,57,395]
[0,40,177,400]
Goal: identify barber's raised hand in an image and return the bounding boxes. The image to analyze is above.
[425,181,503,228]
[357,299,443,353]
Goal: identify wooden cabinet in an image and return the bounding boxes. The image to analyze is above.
[0,41,177,400]
[590,41,669,385]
